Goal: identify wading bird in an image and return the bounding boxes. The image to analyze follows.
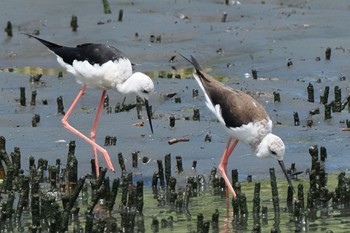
[182,55,293,206]
[26,34,154,177]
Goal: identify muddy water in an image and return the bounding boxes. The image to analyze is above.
[2,0,350,177]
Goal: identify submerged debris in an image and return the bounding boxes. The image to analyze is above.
[168,137,190,145]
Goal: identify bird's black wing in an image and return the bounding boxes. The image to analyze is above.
[76,44,126,65]
[209,86,267,128]
[25,34,126,66]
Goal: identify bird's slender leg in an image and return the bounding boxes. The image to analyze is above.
[218,138,239,210]
[61,85,115,176]
[90,90,115,177]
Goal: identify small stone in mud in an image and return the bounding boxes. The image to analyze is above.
[204,134,211,142]
[309,108,320,115]
[142,156,151,164]
[307,118,313,127]
[175,97,181,103]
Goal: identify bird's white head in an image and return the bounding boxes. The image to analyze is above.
[116,72,154,100]
[256,133,285,160]
[256,133,294,192]
[116,72,154,134]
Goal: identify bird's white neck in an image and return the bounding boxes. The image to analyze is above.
[254,133,272,157]
[116,72,154,99]
[255,133,285,160]
[116,73,140,94]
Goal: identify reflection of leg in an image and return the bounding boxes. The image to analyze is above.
[62,85,115,177]
[218,138,239,202]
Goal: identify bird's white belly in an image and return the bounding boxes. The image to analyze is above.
[226,119,272,146]
[205,99,272,146]
[57,56,133,90]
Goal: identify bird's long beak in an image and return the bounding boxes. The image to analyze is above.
[278,160,295,193]
[144,99,154,134]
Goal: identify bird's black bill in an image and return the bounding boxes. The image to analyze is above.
[144,99,154,134]
[278,160,295,193]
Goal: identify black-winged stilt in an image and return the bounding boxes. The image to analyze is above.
[182,55,293,203]
[26,34,154,177]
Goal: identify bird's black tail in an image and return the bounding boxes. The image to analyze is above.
[179,54,202,71]
[23,33,63,50]
[180,54,211,83]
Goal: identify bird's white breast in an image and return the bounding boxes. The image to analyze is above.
[227,118,272,147]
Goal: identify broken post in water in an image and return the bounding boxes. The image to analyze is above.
[30,90,37,106]
[252,69,258,79]
[253,182,261,226]
[320,86,329,104]
[221,12,228,23]
[57,96,65,115]
[164,153,171,188]
[307,83,314,102]
[273,92,280,103]
[293,112,300,126]
[118,9,123,22]
[118,152,126,173]
[157,159,165,190]
[70,15,78,31]
[132,151,138,168]
[20,87,26,106]
[192,89,199,98]
[193,108,200,121]
[324,103,332,120]
[169,115,175,128]
[269,168,280,215]
[332,86,342,112]
[102,0,112,14]
[325,47,331,60]
[175,156,184,174]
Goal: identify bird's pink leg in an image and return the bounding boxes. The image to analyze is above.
[61,85,115,177]
[218,138,239,209]
[90,90,115,177]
